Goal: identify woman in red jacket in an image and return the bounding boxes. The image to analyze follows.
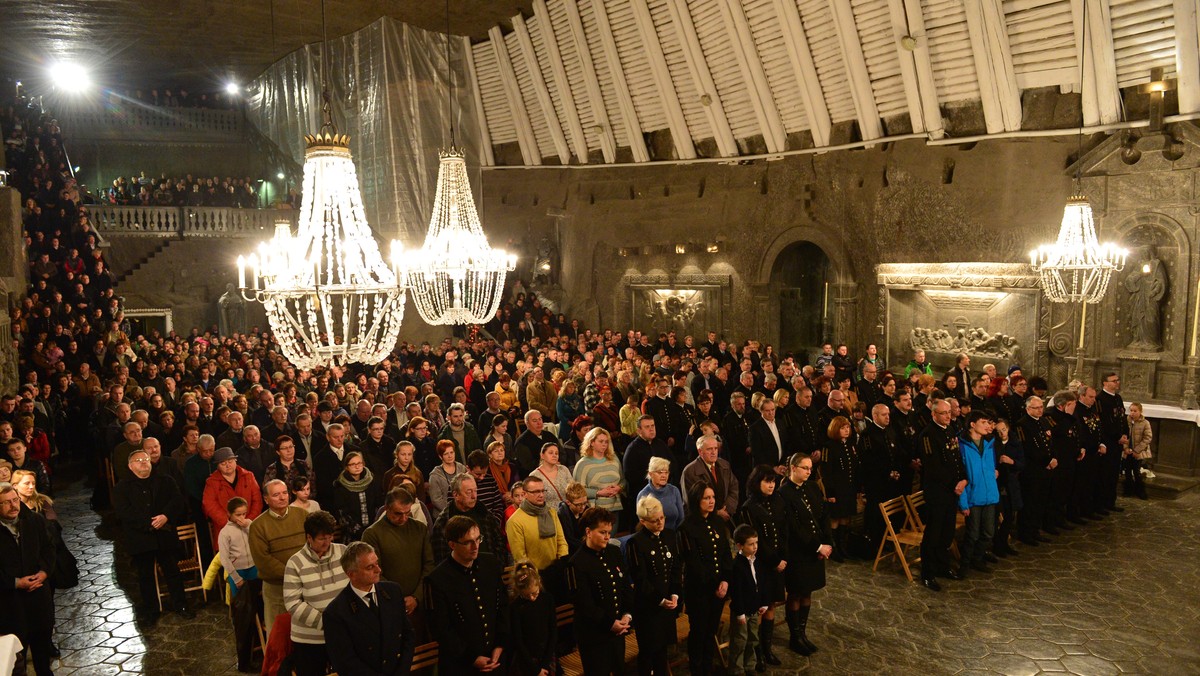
[201,447,263,551]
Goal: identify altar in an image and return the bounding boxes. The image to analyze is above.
[1125,402,1200,479]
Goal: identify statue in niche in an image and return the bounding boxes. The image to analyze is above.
[1123,247,1167,351]
[218,283,246,336]
[530,236,559,287]
[643,289,704,333]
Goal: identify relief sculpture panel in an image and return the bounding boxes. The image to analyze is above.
[632,286,723,338]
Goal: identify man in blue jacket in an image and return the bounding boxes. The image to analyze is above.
[958,411,1001,575]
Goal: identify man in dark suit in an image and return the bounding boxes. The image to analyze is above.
[323,541,416,675]
[722,392,756,481]
[948,353,971,401]
[111,448,195,621]
[427,515,509,673]
[916,400,966,591]
[749,399,788,476]
[681,433,738,521]
[0,482,56,675]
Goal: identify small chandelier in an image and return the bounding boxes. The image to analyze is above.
[1030,195,1126,303]
[399,1,515,326]
[398,149,516,325]
[237,128,406,370]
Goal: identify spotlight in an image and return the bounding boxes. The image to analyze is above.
[276,172,285,180]
[224,82,240,96]
[49,62,90,92]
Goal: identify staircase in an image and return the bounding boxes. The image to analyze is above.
[113,238,175,285]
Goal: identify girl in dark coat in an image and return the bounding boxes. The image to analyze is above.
[822,416,861,561]
[507,561,557,676]
[738,464,786,665]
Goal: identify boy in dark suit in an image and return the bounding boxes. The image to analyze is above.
[729,524,767,675]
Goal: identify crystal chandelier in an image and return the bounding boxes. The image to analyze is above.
[237,129,407,370]
[1030,195,1127,303]
[399,1,515,326]
[398,149,516,325]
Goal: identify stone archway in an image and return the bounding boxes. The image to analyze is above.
[754,226,856,363]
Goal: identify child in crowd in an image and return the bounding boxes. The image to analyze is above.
[729,524,767,675]
[0,458,12,483]
[508,560,557,676]
[218,497,262,672]
[1124,403,1151,500]
[505,481,526,524]
[289,477,320,513]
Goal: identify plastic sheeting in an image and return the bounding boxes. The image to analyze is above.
[244,16,481,245]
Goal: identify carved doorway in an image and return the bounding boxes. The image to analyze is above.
[772,242,832,362]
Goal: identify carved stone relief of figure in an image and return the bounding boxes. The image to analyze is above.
[1123,248,1168,351]
[909,325,1021,360]
[218,283,246,336]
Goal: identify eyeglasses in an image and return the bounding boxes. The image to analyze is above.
[453,536,483,547]
[525,489,545,494]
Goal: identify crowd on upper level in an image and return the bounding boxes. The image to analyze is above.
[101,173,274,209]
[117,87,240,110]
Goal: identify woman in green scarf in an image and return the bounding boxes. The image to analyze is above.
[329,451,383,541]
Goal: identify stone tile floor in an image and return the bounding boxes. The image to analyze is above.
[35,473,1200,675]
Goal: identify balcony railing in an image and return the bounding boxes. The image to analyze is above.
[57,103,243,141]
[90,206,298,238]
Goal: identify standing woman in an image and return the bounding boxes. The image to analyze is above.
[572,427,625,529]
[992,419,1025,556]
[625,495,683,676]
[329,451,382,542]
[822,416,861,562]
[484,415,514,457]
[555,380,585,440]
[405,416,438,477]
[778,453,833,656]
[425,439,464,521]
[679,481,732,675]
[738,465,786,666]
[528,442,570,511]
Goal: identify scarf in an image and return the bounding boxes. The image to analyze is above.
[519,498,556,539]
[337,467,374,492]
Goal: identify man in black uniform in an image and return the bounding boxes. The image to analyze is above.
[1045,391,1082,532]
[722,392,756,481]
[0,482,56,675]
[427,515,508,673]
[1016,396,1056,545]
[782,386,820,456]
[1073,386,1105,521]
[860,404,906,546]
[916,400,966,591]
[1096,373,1129,512]
[890,391,921,492]
[625,496,683,676]
[571,507,634,676]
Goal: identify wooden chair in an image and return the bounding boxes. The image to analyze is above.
[154,523,207,611]
[873,496,923,582]
[410,641,439,673]
[103,458,116,490]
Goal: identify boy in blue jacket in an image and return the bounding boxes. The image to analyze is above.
[958,410,1001,575]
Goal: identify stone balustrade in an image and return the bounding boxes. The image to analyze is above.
[56,102,243,141]
[91,205,297,238]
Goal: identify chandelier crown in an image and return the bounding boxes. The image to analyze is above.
[304,131,352,149]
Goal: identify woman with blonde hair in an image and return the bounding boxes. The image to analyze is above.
[12,469,56,520]
[572,427,625,528]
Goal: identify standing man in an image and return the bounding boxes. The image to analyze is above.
[1016,397,1056,545]
[1045,391,1082,533]
[111,450,194,621]
[438,403,483,465]
[1073,386,1104,521]
[249,478,307,636]
[949,354,971,400]
[505,475,568,571]
[622,415,671,500]
[1096,373,1129,513]
[324,542,416,675]
[513,410,557,475]
[427,516,508,673]
[722,392,756,482]
[362,487,435,635]
[916,400,966,591]
[749,399,788,477]
[957,411,1000,574]
[429,474,508,564]
[681,434,739,521]
[283,511,347,676]
[0,482,56,675]
[860,404,906,545]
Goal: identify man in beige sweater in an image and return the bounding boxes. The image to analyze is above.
[250,479,307,637]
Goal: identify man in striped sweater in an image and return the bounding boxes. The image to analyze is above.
[282,511,347,676]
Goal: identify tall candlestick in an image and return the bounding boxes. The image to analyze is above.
[823,282,829,320]
[1191,275,1200,358]
[1078,302,1087,351]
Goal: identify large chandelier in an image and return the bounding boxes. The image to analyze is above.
[398,149,516,325]
[237,130,406,369]
[1030,196,1127,303]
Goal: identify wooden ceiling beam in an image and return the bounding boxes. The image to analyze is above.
[716,0,788,152]
[489,26,541,165]
[663,0,738,156]
[512,13,573,164]
[462,38,496,167]
[886,0,944,138]
[773,0,832,147]
[629,0,696,159]
[964,0,1023,133]
[591,0,650,162]
[1071,0,1122,126]
[532,0,591,162]
[828,0,883,141]
[1174,0,1200,114]
[562,0,618,162]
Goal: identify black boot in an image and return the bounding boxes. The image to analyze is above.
[797,604,819,653]
[760,618,782,665]
[830,527,846,562]
[786,608,812,656]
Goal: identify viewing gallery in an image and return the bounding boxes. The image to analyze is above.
[1,0,1198,674]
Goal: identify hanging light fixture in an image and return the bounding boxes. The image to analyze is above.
[397,0,516,325]
[1029,0,1126,304]
[237,0,405,369]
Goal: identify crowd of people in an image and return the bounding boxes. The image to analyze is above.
[1,89,1155,676]
[100,173,277,209]
[116,87,240,111]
